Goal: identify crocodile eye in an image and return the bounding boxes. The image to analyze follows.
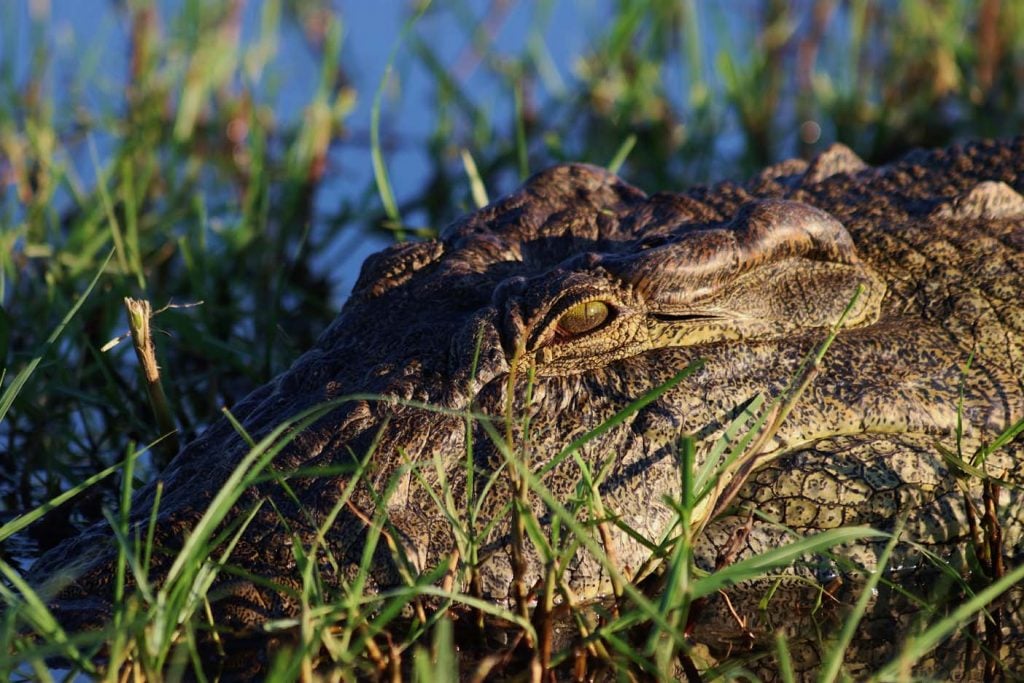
[555,300,610,338]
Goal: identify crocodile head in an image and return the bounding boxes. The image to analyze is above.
[34,143,1024,659]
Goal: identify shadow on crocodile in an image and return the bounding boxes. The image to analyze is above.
[31,139,1024,679]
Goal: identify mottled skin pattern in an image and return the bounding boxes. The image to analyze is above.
[34,140,1024,677]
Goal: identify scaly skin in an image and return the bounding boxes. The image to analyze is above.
[33,139,1024,677]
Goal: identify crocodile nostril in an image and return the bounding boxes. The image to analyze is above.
[448,309,511,389]
[498,303,528,356]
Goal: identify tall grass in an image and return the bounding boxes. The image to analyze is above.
[3,363,1019,679]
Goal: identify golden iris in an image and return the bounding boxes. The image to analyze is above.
[555,300,610,338]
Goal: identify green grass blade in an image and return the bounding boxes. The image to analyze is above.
[818,517,905,682]
[371,1,432,231]
[0,446,142,542]
[691,526,887,600]
[775,629,796,683]
[607,133,637,174]
[88,137,129,276]
[0,559,96,674]
[460,148,489,208]
[0,248,113,424]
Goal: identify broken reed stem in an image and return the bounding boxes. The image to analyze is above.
[124,297,178,458]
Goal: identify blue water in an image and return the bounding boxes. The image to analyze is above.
[3,1,815,306]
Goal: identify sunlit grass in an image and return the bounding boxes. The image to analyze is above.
[3,372,1020,679]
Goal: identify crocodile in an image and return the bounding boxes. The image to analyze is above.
[32,139,1024,677]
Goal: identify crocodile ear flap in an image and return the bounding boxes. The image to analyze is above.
[606,199,887,338]
[710,200,886,330]
[710,256,885,329]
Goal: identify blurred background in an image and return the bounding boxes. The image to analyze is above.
[2,0,1023,553]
